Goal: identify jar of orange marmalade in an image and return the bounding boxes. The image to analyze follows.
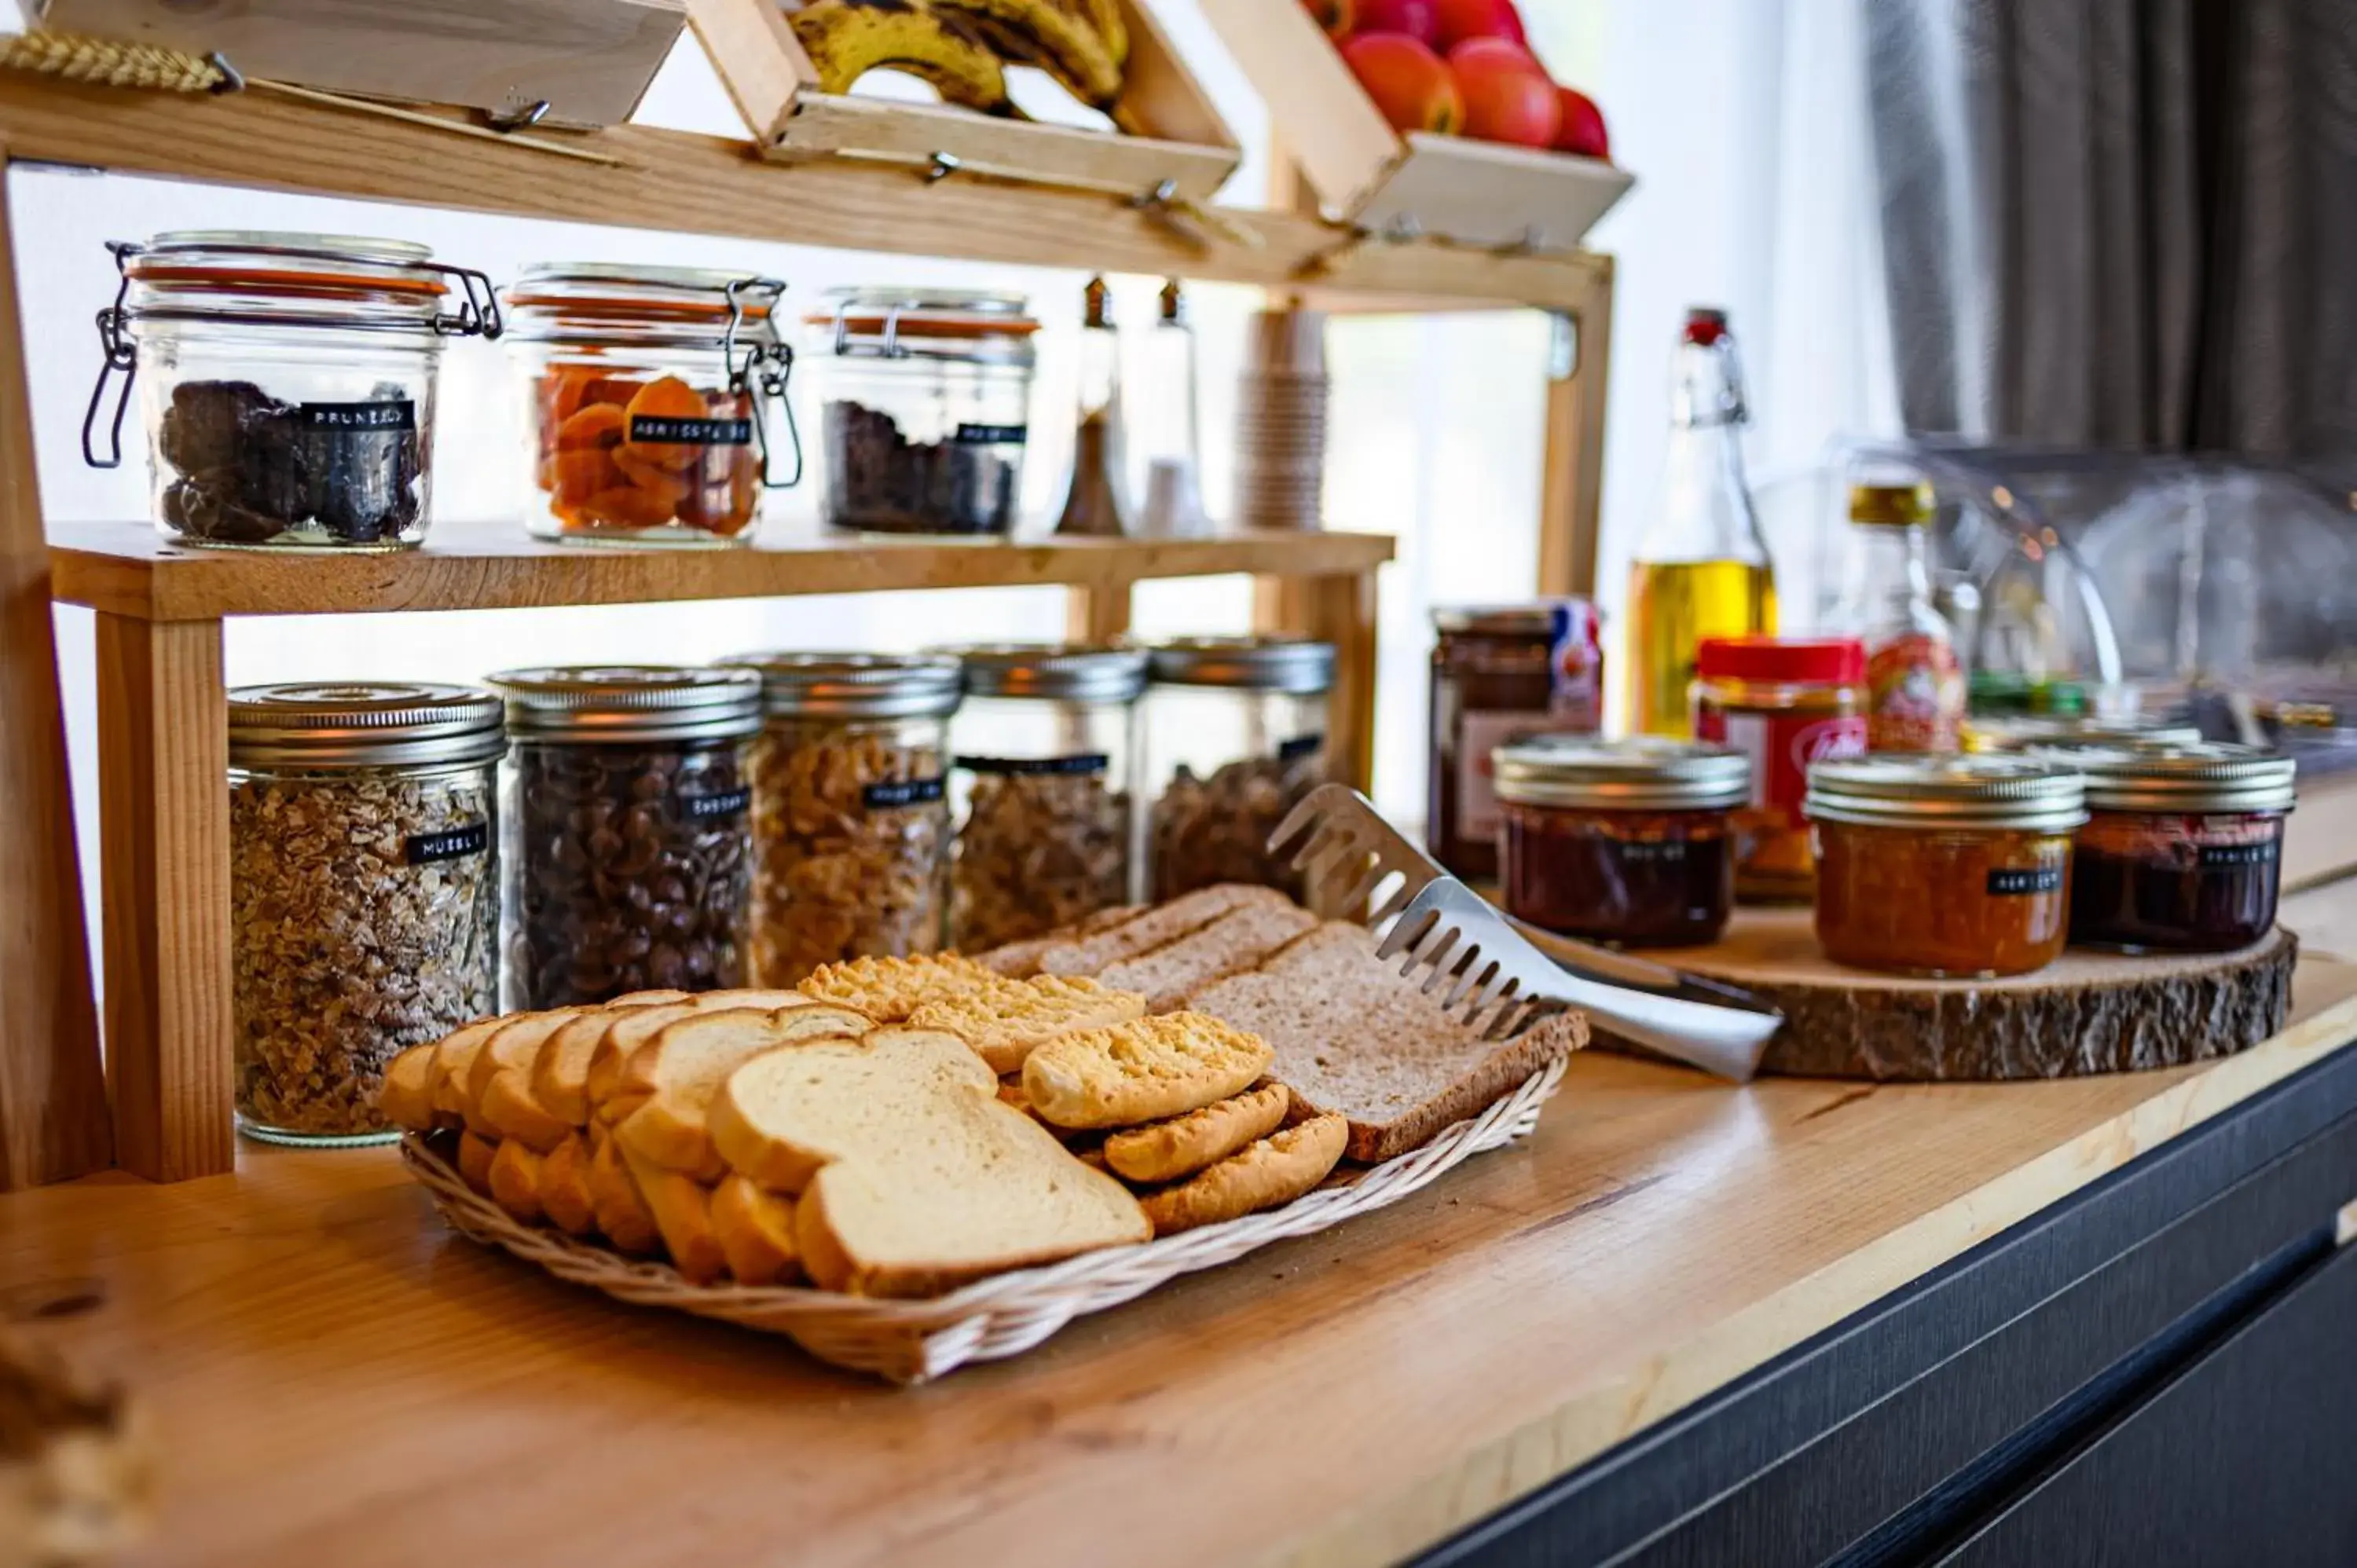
[1805,755,2086,977]
[1692,636,1867,903]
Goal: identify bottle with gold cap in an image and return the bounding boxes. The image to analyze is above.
[1835,475,1964,752]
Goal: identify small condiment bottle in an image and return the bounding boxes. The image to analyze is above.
[1805,754,2086,978]
[1835,478,1965,753]
[2036,742,2297,954]
[1692,636,1867,903]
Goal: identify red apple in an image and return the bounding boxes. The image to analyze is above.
[1553,83,1610,159]
[1344,33,1462,133]
[1299,0,1355,42]
[1448,38,1560,148]
[1434,0,1526,50]
[1351,0,1439,47]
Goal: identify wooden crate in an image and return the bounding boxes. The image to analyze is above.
[1196,0,1632,251]
[685,0,1239,201]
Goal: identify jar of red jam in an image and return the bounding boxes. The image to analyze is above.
[1692,636,1868,903]
[1806,755,2086,978]
[2040,742,2296,953]
[1493,736,1749,947]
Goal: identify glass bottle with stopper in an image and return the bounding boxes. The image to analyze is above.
[1054,274,1131,538]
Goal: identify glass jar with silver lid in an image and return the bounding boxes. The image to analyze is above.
[943,643,1147,951]
[720,653,963,985]
[1144,636,1334,901]
[488,665,762,1009]
[227,682,504,1145]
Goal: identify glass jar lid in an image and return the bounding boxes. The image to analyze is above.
[809,288,1039,366]
[1696,635,1866,686]
[718,652,964,720]
[1971,713,2205,751]
[2033,742,2297,815]
[1848,479,1934,527]
[489,665,762,742]
[227,681,506,769]
[949,644,1148,703]
[1432,603,1568,638]
[502,262,784,350]
[1805,754,2088,832]
[114,229,497,337]
[1148,636,1334,694]
[1492,735,1751,811]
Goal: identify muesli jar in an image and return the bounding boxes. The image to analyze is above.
[807,289,1039,535]
[489,666,761,1009]
[83,230,500,548]
[1146,636,1332,900]
[1427,601,1605,881]
[947,644,1146,950]
[1806,755,2086,978]
[227,683,504,1145]
[1692,636,1868,903]
[2041,742,2297,953]
[1492,736,1749,947]
[503,264,800,546]
[721,653,962,985]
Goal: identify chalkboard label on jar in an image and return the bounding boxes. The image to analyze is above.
[952,423,1028,446]
[405,820,489,866]
[1986,866,2065,896]
[298,400,416,430]
[1277,733,1328,762]
[1616,840,1690,863]
[863,776,947,808]
[629,415,753,445]
[956,753,1109,776]
[2198,841,2279,869]
[681,786,753,822]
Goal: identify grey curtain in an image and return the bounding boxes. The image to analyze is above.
[1867,0,2357,464]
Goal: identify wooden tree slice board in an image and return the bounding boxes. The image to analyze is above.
[1663,909,2297,1081]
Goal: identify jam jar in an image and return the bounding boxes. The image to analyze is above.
[1806,755,2087,978]
[2043,742,2296,953]
[1426,601,1604,881]
[1492,736,1748,947]
[1691,636,1867,903]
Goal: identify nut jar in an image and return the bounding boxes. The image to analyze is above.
[2041,742,2296,953]
[1492,736,1749,947]
[489,666,761,1009]
[721,653,963,986]
[1807,755,2087,978]
[1145,637,1333,900]
[227,682,504,1145]
[807,289,1039,535]
[503,264,799,546]
[1427,601,1604,881]
[1691,636,1868,903]
[84,230,500,549]
[946,644,1146,950]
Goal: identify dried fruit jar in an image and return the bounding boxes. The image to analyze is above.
[1426,601,1604,882]
[84,230,500,548]
[2047,742,2297,953]
[946,645,1147,951]
[227,683,504,1145]
[1807,755,2087,978]
[1492,736,1750,947]
[1145,637,1333,900]
[1691,635,1868,903]
[489,666,761,1009]
[807,289,1038,535]
[722,652,963,986]
[504,264,800,546]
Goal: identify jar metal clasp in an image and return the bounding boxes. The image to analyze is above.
[82,240,141,470]
[724,274,802,491]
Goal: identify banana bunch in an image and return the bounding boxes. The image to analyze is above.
[791,0,1131,115]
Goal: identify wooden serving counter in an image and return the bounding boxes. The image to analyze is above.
[9,883,2357,1567]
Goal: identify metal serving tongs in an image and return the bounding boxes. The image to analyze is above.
[1270,784,1784,1081]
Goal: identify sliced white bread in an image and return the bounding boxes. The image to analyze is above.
[378,1039,448,1132]
[456,1130,499,1196]
[585,1131,661,1256]
[575,1002,703,1126]
[1093,901,1321,1012]
[539,1132,598,1236]
[610,1004,871,1178]
[1032,884,1287,977]
[710,1174,799,1286]
[1186,921,1589,1163]
[418,1017,508,1127]
[618,1145,728,1285]
[905,974,1148,1074]
[462,1009,585,1139]
[486,1137,546,1225]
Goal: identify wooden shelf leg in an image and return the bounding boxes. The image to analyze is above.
[1538,257,1615,599]
[1254,569,1380,793]
[97,614,233,1182]
[1065,581,1135,646]
[0,144,109,1189]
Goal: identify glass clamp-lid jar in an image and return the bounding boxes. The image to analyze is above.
[84,230,500,549]
[1806,754,2087,978]
[489,665,762,1009]
[503,264,801,547]
[1692,636,1867,903]
[1427,600,1605,883]
[946,643,1147,951]
[721,652,962,986]
[1492,735,1749,948]
[808,289,1039,535]
[2039,742,2297,954]
[1145,636,1334,901]
[228,681,504,1145]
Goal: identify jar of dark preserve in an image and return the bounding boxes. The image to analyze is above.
[1492,736,1747,947]
[2042,742,2296,953]
[1427,601,1603,881]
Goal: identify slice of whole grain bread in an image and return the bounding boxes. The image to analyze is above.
[1034,884,1287,977]
[1186,921,1588,1163]
[1094,899,1320,1011]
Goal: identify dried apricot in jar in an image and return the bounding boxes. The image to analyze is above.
[550,449,624,507]
[541,367,602,428]
[620,377,710,473]
[580,485,680,529]
[556,402,628,451]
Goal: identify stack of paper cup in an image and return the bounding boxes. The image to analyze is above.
[1231,307,1329,531]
